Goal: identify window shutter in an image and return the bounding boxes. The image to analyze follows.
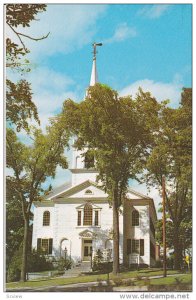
[77,211,81,226]
[95,211,99,226]
[140,239,144,256]
[37,238,41,252]
[127,239,132,254]
[49,238,53,254]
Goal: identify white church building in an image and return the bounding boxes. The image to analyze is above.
[32,44,158,268]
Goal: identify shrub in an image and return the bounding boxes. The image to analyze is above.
[92,249,113,273]
[124,279,135,286]
[167,256,174,269]
[155,260,163,268]
[92,261,113,273]
[27,250,53,272]
[56,257,73,271]
[113,277,123,286]
[92,249,103,269]
[7,252,21,282]
[7,249,55,282]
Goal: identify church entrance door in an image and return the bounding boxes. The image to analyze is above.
[82,239,92,261]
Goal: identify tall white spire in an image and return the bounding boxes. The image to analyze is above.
[90,59,98,86]
[89,42,102,86]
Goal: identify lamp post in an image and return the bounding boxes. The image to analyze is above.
[64,247,67,261]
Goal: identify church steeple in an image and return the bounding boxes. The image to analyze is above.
[89,42,102,86]
[70,43,103,186]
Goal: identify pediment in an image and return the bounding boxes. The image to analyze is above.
[50,180,107,200]
[76,203,102,210]
[126,188,152,200]
[79,229,97,238]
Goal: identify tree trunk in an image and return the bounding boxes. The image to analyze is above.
[21,216,29,282]
[173,225,182,270]
[112,196,120,275]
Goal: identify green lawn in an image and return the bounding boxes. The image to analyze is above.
[117,268,180,279]
[140,273,192,286]
[6,268,190,290]
[6,273,109,289]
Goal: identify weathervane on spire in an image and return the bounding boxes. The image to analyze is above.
[92,42,103,60]
[88,42,103,87]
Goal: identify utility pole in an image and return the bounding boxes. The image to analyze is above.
[162,175,167,277]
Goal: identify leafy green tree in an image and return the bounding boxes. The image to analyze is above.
[146,88,192,269]
[6,4,49,131]
[6,4,49,66]
[7,248,53,282]
[156,200,192,265]
[57,84,162,274]
[6,179,24,277]
[6,123,70,281]
[6,78,39,132]
[6,177,35,279]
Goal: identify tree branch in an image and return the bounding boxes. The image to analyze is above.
[16,30,50,42]
[7,22,50,52]
[7,22,27,52]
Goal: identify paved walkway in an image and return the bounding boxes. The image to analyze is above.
[61,261,91,278]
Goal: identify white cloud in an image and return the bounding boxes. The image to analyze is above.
[103,23,137,44]
[138,4,170,19]
[6,5,107,60]
[120,78,182,106]
[27,67,74,93]
[49,166,71,188]
[20,66,79,129]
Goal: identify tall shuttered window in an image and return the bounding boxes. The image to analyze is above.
[37,238,53,254]
[77,204,100,226]
[132,239,140,254]
[126,239,144,256]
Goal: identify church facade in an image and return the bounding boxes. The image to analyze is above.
[31,44,158,268]
[32,145,157,267]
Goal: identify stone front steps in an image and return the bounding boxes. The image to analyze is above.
[62,261,91,278]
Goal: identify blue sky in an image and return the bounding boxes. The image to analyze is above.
[6,3,192,212]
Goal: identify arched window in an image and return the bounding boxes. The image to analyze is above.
[83,203,93,226]
[43,211,50,226]
[85,189,93,195]
[132,209,139,226]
